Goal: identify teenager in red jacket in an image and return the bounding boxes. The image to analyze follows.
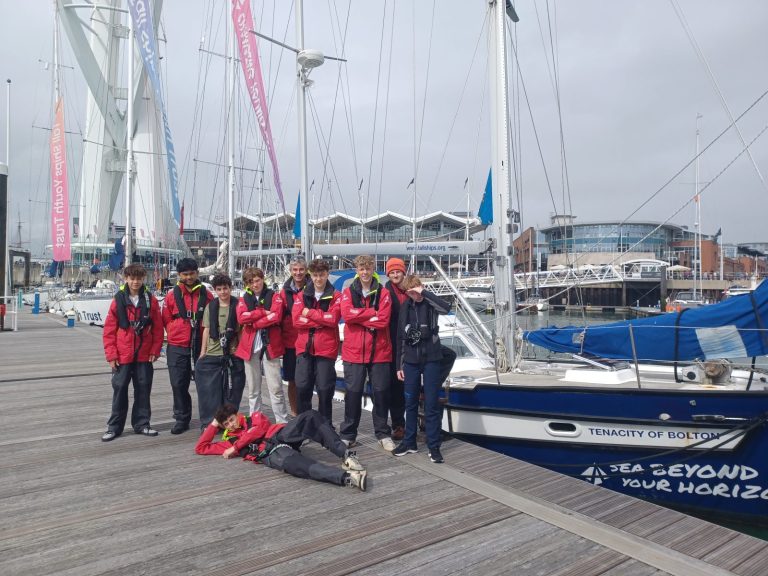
[101,264,163,441]
[340,255,394,451]
[280,257,309,416]
[292,259,341,424]
[195,403,367,490]
[162,258,213,434]
[384,257,409,441]
[235,267,289,422]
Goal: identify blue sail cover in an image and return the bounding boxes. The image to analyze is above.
[524,282,768,362]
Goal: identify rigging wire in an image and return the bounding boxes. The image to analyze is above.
[670,0,768,195]
[362,0,390,235]
[371,0,398,249]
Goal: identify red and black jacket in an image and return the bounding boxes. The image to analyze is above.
[103,284,163,364]
[341,276,392,364]
[162,282,213,349]
[291,281,341,360]
[194,412,286,461]
[280,276,309,350]
[235,287,285,361]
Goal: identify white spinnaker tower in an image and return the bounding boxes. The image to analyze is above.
[58,0,179,255]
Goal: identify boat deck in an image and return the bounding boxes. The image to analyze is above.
[2,312,768,575]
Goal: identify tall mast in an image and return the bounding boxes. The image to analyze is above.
[124,8,134,266]
[296,0,311,260]
[694,112,702,300]
[489,0,516,368]
[227,8,236,277]
[257,174,264,270]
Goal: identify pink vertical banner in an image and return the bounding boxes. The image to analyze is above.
[232,0,286,213]
[50,97,71,261]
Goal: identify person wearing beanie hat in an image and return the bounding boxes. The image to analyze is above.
[385,257,406,276]
[384,257,409,441]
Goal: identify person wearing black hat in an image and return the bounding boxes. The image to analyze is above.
[162,258,213,433]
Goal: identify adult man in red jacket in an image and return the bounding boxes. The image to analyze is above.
[162,258,213,434]
[101,264,163,441]
[280,257,309,415]
[292,259,341,424]
[235,267,289,422]
[340,255,395,451]
[195,403,367,490]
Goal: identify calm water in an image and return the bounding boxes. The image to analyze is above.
[479,308,768,540]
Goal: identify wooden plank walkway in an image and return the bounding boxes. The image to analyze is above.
[2,312,768,575]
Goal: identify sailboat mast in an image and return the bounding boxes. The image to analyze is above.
[694,112,701,300]
[227,9,236,277]
[296,0,311,260]
[53,4,61,102]
[124,9,134,267]
[489,0,515,368]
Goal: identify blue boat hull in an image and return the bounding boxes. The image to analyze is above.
[445,384,768,527]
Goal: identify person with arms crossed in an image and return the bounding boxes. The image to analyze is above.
[292,259,341,425]
[280,257,310,416]
[235,267,289,422]
[340,255,395,451]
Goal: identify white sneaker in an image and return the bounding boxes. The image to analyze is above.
[342,451,365,471]
[379,437,396,452]
[342,439,359,448]
[345,469,367,492]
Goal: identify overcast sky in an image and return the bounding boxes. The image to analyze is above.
[1,0,767,257]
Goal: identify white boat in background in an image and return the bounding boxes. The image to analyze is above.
[724,279,762,299]
[460,285,494,313]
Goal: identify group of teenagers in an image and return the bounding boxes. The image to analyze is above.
[101,255,456,492]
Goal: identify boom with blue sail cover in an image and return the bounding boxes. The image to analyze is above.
[524,282,768,362]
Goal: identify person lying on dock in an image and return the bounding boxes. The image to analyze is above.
[194,403,368,491]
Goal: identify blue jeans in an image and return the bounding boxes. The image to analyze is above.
[402,361,443,451]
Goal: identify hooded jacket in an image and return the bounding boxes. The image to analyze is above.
[291,281,341,360]
[341,275,393,364]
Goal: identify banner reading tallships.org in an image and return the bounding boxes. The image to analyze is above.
[232,0,286,213]
[127,0,181,229]
[50,97,71,261]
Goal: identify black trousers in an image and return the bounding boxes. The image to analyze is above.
[194,355,246,428]
[107,362,154,434]
[295,354,336,424]
[263,410,347,486]
[388,361,405,429]
[341,361,391,440]
[274,410,348,458]
[263,446,345,486]
[166,345,193,426]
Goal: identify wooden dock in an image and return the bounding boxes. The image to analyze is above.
[2,312,768,575]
